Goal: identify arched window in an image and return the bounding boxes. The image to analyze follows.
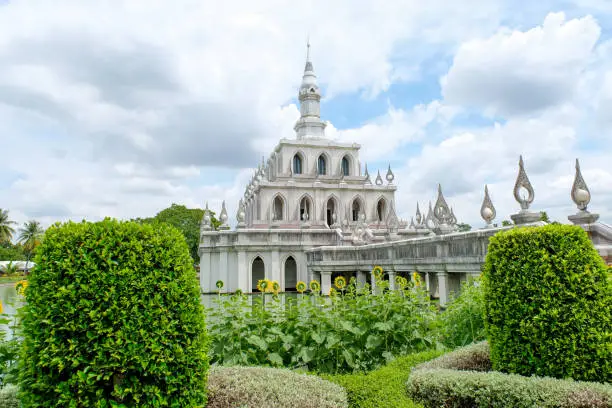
[341,156,350,176]
[326,198,336,227]
[352,199,361,222]
[317,155,326,175]
[284,256,297,291]
[300,197,311,221]
[252,256,265,292]
[273,196,284,221]
[293,154,302,174]
[377,198,386,222]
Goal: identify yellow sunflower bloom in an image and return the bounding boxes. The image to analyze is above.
[0,300,3,314]
[372,265,384,280]
[271,280,281,294]
[309,280,321,293]
[334,276,347,290]
[257,279,269,292]
[296,281,307,293]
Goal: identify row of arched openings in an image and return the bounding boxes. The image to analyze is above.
[293,154,351,176]
[251,256,297,292]
[272,196,387,225]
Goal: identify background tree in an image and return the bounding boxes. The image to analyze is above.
[135,203,220,263]
[17,220,44,272]
[539,211,550,223]
[456,223,472,232]
[0,242,25,261]
[0,209,16,244]
[501,220,513,227]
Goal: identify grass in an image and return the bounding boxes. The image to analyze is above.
[0,276,26,285]
[322,350,444,408]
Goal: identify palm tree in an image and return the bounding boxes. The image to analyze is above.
[18,220,44,273]
[0,209,17,244]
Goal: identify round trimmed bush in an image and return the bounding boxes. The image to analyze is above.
[20,219,208,407]
[482,224,611,382]
[207,366,348,408]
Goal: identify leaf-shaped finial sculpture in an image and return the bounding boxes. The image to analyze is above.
[571,158,591,211]
[513,155,535,210]
[480,185,496,226]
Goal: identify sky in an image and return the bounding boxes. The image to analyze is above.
[1,0,612,229]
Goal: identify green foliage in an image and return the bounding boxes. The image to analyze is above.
[539,211,551,223]
[435,277,485,348]
[19,219,209,407]
[136,203,219,263]
[207,366,348,408]
[482,224,612,382]
[407,343,612,408]
[456,223,472,232]
[0,243,25,262]
[0,385,19,408]
[324,350,443,408]
[207,279,438,374]
[500,220,513,226]
[0,209,17,244]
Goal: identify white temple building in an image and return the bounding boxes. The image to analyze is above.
[199,44,452,294]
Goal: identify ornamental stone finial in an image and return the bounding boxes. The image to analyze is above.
[386,164,395,184]
[480,185,496,227]
[511,155,541,224]
[236,199,246,228]
[568,158,599,225]
[513,155,535,210]
[375,170,383,186]
[415,203,422,225]
[202,202,212,231]
[364,164,372,184]
[219,200,230,230]
[426,201,439,229]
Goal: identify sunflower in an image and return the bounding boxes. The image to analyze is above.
[271,280,281,294]
[372,265,384,280]
[234,289,243,297]
[15,280,28,297]
[257,279,269,292]
[329,287,338,297]
[412,271,421,287]
[215,280,224,289]
[309,280,321,293]
[0,300,3,314]
[296,281,307,293]
[334,276,347,290]
[395,275,408,289]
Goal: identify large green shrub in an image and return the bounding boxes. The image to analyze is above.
[435,277,485,348]
[207,278,437,374]
[207,366,348,408]
[407,343,612,408]
[482,224,611,382]
[0,384,19,408]
[324,350,443,408]
[19,219,209,407]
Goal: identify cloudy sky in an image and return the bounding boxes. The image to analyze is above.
[1,0,611,228]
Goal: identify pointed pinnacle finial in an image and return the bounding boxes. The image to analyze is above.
[306,36,311,61]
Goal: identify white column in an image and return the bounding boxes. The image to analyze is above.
[356,270,367,287]
[370,271,377,294]
[321,271,332,295]
[237,251,248,292]
[200,252,211,292]
[425,272,430,292]
[271,250,281,283]
[219,251,228,289]
[437,272,449,307]
[388,270,396,290]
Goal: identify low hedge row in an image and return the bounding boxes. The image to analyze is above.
[1,366,348,408]
[407,343,612,408]
[324,350,443,408]
[207,366,348,408]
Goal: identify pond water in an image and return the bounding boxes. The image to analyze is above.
[0,284,298,338]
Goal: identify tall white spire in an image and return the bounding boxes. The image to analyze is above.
[294,40,327,139]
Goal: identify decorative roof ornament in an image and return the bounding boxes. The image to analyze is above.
[386,165,395,184]
[364,164,372,184]
[219,201,230,230]
[513,155,535,211]
[201,202,212,231]
[449,207,457,226]
[408,217,416,230]
[425,201,439,230]
[386,201,400,231]
[480,185,496,227]
[375,170,383,186]
[510,155,541,225]
[568,158,600,225]
[433,184,452,224]
[415,203,422,225]
[236,199,246,228]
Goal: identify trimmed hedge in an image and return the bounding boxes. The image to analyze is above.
[324,350,443,408]
[483,224,612,382]
[0,385,19,408]
[20,219,209,407]
[208,366,348,408]
[407,343,612,408]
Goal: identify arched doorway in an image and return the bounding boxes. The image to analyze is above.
[377,198,386,222]
[284,256,297,291]
[326,198,336,227]
[300,196,312,221]
[341,155,350,176]
[352,198,362,221]
[252,256,265,292]
[293,154,303,174]
[317,154,327,175]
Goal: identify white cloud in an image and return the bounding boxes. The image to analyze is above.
[442,12,601,117]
